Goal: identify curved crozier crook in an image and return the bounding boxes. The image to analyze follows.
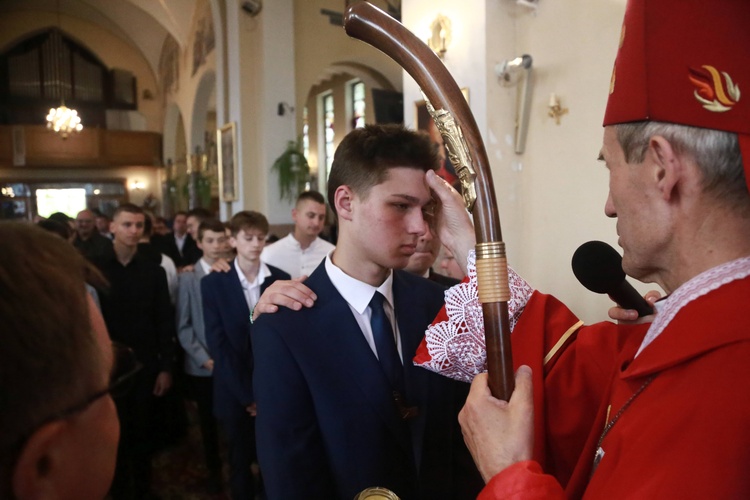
[344,2,514,401]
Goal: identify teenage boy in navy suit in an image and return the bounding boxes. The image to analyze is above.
[252,125,482,499]
[202,211,289,500]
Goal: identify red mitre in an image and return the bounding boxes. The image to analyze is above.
[603,0,750,194]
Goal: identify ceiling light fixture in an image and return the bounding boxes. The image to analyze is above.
[46,0,82,139]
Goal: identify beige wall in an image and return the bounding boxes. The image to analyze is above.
[404,0,650,323]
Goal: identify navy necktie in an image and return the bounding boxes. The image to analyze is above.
[369,292,403,393]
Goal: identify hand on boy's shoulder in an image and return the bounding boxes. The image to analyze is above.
[208,258,232,274]
[252,276,316,322]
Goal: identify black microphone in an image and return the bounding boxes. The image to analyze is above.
[571,241,654,317]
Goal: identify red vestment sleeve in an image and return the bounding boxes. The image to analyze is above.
[478,461,564,500]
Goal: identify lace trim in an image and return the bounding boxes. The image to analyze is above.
[636,256,750,356]
[418,250,534,382]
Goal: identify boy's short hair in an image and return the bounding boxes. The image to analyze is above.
[112,203,144,219]
[229,211,269,237]
[327,124,440,215]
[198,218,228,241]
[296,190,326,206]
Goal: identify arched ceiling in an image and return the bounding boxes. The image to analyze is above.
[0,0,197,78]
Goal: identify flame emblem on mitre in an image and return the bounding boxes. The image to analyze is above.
[689,65,741,112]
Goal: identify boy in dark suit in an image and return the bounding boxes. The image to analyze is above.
[252,124,481,499]
[201,211,290,500]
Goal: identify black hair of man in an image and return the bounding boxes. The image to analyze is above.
[296,190,326,206]
[327,124,440,216]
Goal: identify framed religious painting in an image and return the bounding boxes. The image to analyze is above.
[217,122,238,202]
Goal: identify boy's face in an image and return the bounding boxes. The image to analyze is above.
[198,229,227,264]
[221,227,234,258]
[349,167,433,270]
[186,216,201,240]
[292,199,327,239]
[172,214,187,236]
[110,211,144,249]
[230,227,266,264]
[95,216,110,233]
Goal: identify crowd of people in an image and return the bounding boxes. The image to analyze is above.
[1,0,748,499]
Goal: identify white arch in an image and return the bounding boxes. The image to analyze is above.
[189,68,216,151]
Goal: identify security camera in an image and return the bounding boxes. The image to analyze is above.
[241,0,262,17]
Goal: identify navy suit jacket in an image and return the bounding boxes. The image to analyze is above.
[201,262,289,420]
[252,262,482,499]
[428,269,461,288]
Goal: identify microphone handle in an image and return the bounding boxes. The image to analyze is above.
[610,280,655,317]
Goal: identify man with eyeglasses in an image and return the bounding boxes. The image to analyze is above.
[0,223,137,499]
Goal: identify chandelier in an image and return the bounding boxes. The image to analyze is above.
[46,0,82,139]
[46,102,82,139]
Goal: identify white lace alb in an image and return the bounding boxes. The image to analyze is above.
[416,250,534,382]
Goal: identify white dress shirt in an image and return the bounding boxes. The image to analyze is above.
[324,254,402,361]
[174,233,187,254]
[160,253,178,305]
[261,233,335,278]
[197,258,211,276]
[235,259,271,310]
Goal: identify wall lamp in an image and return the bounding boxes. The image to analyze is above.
[426,14,451,59]
[495,54,534,154]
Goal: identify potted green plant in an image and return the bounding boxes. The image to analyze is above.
[272,136,310,202]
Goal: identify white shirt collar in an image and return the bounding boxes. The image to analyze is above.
[289,232,325,252]
[198,258,211,275]
[287,233,301,249]
[234,259,271,289]
[324,253,394,314]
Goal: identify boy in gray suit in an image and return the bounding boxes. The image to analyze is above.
[176,218,227,493]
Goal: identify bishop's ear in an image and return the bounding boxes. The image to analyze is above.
[648,135,683,201]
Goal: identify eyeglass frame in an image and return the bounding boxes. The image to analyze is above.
[7,342,142,465]
[51,341,143,419]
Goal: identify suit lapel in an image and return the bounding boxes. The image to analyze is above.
[224,262,250,318]
[306,265,413,455]
[194,262,207,280]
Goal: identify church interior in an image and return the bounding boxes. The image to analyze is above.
[0,0,633,322]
